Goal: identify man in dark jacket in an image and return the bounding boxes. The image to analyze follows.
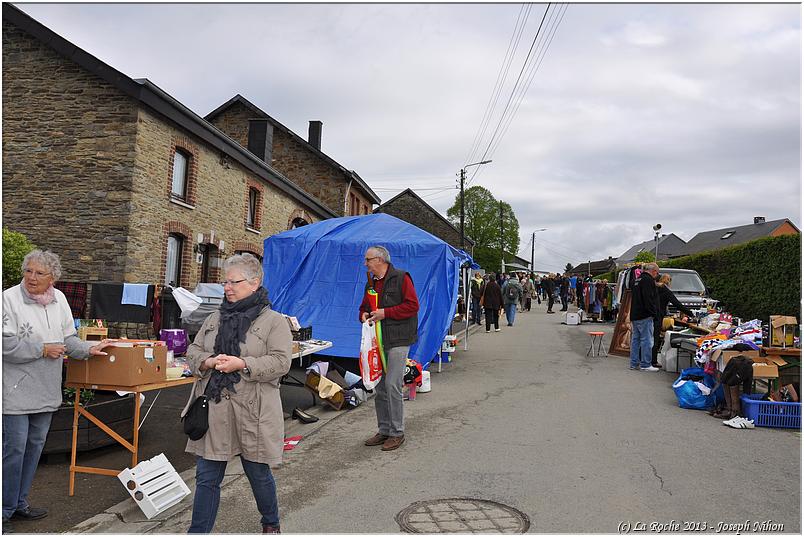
[559,274,570,311]
[629,263,660,371]
[542,274,557,314]
[481,275,504,332]
[651,274,695,368]
[469,272,485,326]
[359,246,419,451]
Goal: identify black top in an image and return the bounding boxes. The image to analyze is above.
[630,272,658,321]
[657,285,694,319]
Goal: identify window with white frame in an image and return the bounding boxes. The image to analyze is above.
[171,150,189,199]
[165,234,183,286]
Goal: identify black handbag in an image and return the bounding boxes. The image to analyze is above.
[182,394,209,441]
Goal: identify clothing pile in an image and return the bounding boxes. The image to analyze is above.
[306,361,370,408]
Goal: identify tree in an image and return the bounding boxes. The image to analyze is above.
[3,228,36,289]
[446,186,520,273]
[634,251,656,263]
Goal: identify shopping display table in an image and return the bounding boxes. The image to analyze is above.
[64,377,195,496]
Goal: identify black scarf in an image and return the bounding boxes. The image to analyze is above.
[206,286,270,403]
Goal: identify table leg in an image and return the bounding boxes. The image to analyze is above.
[131,391,142,468]
[69,389,81,496]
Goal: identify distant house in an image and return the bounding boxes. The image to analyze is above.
[373,188,474,251]
[674,217,800,257]
[569,257,617,277]
[205,94,380,218]
[616,234,687,267]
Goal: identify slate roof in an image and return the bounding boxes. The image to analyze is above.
[677,218,800,256]
[205,94,380,205]
[3,4,337,220]
[569,258,617,276]
[373,188,475,247]
[616,233,687,265]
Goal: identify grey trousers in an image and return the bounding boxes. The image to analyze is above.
[374,345,409,437]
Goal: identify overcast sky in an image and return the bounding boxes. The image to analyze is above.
[17,2,802,272]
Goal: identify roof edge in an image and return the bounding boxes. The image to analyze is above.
[374,188,475,246]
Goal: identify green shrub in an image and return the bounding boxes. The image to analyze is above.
[593,271,615,283]
[634,251,656,263]
[2,228,36,290]
[660,234,801,321]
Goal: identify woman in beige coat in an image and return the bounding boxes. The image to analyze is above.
[184,253,291,534]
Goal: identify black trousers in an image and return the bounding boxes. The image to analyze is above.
[651,318,662,365]
[547,295,555,312]
[484,308,500,331]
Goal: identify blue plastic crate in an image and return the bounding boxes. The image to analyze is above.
[740,394,801,429]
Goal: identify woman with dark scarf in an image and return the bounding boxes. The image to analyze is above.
[184,254,291,533]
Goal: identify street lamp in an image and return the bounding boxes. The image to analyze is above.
[653,223,662,261]
[530,228,547,275]
[459,160,492,250]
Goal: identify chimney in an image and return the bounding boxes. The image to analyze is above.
[754,216,766,224]
[247,119,273,162]
[308,120,322,151]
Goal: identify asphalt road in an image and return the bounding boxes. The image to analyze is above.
[21,362,326,534]
[146,305,799,534]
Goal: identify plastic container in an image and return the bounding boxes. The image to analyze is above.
[416,370,431,393]
[740,394,801,429]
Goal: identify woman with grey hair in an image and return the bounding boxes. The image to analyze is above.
[184,253,291,533]
[2,250,113,532]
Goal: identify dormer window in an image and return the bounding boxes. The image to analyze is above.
[721,231,735,240]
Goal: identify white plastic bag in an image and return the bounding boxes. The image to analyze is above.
[359,322,383,391]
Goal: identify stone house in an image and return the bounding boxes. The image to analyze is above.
[674,217,800,257]
[2,4,342,291]
[205,94,380,218]
[568,257,617,277]
[373,188,474,251]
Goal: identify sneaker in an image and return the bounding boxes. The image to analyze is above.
[11,507,47,521]
[641,366,660,371]
[485,330,491,333]
[494,328,500,332]
[629,366,638,370]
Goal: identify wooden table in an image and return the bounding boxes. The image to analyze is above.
[64,376,196,496]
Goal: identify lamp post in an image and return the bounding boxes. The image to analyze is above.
[458,160,492,250]
[653,223,662,261]
[530,228,547,274]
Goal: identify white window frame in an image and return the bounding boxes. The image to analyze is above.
[171,150,189,200]
[165,234,183,286]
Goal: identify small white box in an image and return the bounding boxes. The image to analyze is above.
[562,312,580,325]
[117,453,190,519]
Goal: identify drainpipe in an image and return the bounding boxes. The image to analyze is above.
[343,177,354,216]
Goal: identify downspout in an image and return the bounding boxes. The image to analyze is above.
[343,177,354,216]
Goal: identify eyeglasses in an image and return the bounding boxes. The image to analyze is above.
[220,278,247,286]
[364,256,380,263]
[24,269,51,278]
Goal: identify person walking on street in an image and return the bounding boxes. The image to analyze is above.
[184,253,291,534]
[501,274,523,326]
[481,275,504,332]
[543,274,557,314]
[522,275,535,312]
[559,274,570,311]
[575,276,585,309]
[534,274,543,304]
[630,263,660,371]
[469,272,485,326]
[359,246,419,452]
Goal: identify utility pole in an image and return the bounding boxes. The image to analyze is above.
[459,168,466,250]
[531,232,535,275]
[499,201,504,275]
[458,160,491,251]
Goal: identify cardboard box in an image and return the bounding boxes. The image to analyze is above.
[770,315,798,347]
[67,343,167,386]
[711,349,785,379]
[712,349,760,365]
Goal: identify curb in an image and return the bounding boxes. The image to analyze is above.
[69,403,347,534]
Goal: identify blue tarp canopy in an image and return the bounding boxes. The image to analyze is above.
[262,214,472,366]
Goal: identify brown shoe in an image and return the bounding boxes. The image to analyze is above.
[364,433,389,446]
[381,435,405,451]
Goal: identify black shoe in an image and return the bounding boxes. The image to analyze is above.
[291,407,319,424]
[2,518,14,534]
[11,507,47,521]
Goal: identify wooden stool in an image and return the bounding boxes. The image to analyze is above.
[587,331,607,357]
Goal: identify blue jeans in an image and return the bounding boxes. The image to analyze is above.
[630,317,655,369]
[188,456,279,533]
[504,303,517,325]
[2,412,53,520]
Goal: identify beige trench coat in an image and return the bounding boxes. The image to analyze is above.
[182,306,291,466]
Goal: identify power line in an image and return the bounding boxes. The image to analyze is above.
[463,4,532,168]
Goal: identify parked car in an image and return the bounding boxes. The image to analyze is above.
[614,266,719,314]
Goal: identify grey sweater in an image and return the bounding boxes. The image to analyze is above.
[3,284,93,414]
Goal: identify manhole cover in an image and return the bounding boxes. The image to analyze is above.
[396,498,530,534]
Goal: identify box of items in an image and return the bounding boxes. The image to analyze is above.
[67,341,167,386]
[770,315,798,347]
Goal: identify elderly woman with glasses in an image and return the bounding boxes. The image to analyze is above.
[183,253,291,534]
[2,250,112,532]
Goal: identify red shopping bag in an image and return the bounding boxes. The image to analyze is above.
[359,321,383,390]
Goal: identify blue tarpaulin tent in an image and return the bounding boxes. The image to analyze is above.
[262,214,472,366]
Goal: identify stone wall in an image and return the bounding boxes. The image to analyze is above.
[129,107,318,288]
[2,21,139,282]
[209,104,375,217]
[375,194,464,249]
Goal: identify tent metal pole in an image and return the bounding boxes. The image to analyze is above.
[464,267,470,351]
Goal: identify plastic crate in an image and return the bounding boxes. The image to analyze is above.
[740,394,801,429]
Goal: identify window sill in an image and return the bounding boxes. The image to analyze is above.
[245,226,261,235]
[170,197,195,210]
